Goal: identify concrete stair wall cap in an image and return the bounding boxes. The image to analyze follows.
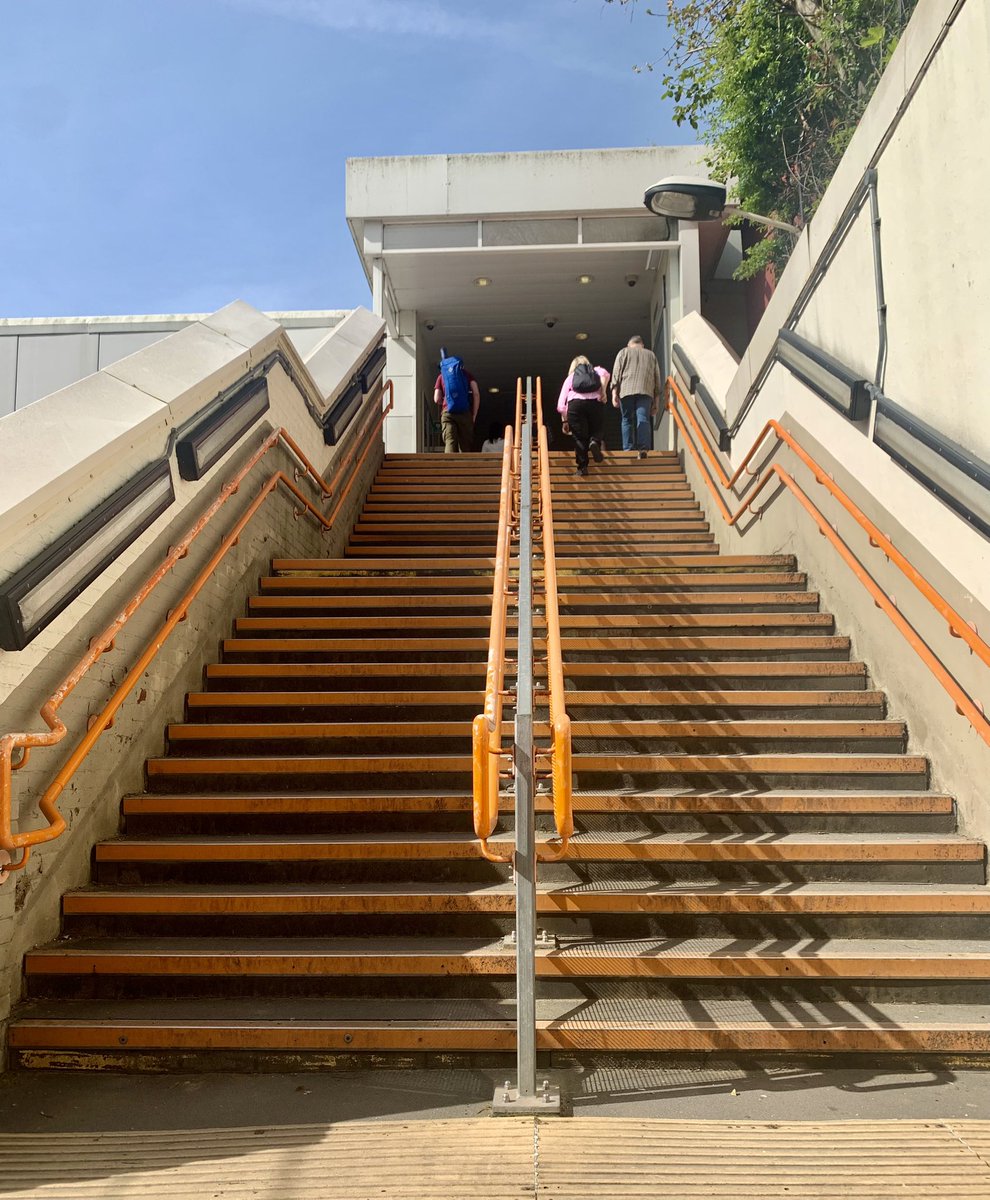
[0,372,173,555]
[304,308,386,414]
[104,319,267,429]
[673,311,739,412]
[198,300,283,351]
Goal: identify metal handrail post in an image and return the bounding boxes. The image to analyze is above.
[515,378,537,1101]
[492,377,560,1116]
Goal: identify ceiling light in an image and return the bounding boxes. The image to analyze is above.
[482,335,496,343]
[0,460,175,650]
[575,332,589,341]
[474,277,491,287]
[577,274,593,285]
[489,387,500,394]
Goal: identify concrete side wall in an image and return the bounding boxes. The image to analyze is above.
[0,303,386,1058]
[725,0,990,463]
[666,0,990,847]
[674,319,990,844]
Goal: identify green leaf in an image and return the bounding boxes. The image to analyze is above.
[859,25,885,48]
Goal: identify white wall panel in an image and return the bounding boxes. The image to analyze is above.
[15,334,99,411]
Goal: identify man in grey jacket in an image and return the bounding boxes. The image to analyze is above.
[610,335,662,457]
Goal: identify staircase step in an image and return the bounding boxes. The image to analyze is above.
[119,790,951,818]
[25,935,990,982]
[164,718,906,745]
[273,557,498,572]
[63,879,987,919]
[205,663,488,683]
[185,689,883,715]
[11,998,990,1063]
[93,833,980,864]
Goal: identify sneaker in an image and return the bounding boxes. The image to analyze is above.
[638,449,648,459]
[590,440,604,464]
[576,466,588,476]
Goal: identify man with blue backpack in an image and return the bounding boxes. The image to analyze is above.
[433,347,481,453]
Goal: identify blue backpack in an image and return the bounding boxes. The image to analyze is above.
[440,354,471,414]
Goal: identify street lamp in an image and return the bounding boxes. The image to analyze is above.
[644,176,800,238]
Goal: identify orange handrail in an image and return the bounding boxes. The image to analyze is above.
[535,379,572,861]
[0,380,394,879]
[472,423,516,863]
[513,377,523,484]
[666,374,990,748]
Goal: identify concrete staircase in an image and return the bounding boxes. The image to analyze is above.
[8,449,990,1070]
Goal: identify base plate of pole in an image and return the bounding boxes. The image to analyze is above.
[491,1080,562,1116]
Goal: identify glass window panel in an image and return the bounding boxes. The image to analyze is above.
[383,222,478,250]
[482,219,578,246]
[582,216,670,243]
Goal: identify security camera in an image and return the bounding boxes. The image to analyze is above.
[425,319,436,331]
[544,315,558,329]
[625,274,639,288]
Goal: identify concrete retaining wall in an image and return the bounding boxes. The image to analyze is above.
[0,301,386,1061]
[672,0,990,843]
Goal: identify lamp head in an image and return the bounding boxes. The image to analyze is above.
[644,176,727,221]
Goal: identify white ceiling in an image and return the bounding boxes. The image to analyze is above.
[384,244,671,403]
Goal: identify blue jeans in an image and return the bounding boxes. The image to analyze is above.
[620,393,652,451]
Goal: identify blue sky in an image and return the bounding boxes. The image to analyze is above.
[0,0,685,317]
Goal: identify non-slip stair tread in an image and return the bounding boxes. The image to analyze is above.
[61,879,990,906]
[96,831,979,848]
[29,934,990,960]
[184,690,884,711]
[121,788,951,812]
[166,719,906,739]
[13,988,988,1027]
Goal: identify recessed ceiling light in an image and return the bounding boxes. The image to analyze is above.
[474,277,491,287]
[482,335,496,343]
[575,332,589,341]
[577,274,593,285]
[489,386,500,394]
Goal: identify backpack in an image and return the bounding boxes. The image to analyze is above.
[440,354,471,414]
[571,362,601,395]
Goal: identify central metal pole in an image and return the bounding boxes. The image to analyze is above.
[514,378,537,1101]
[492,379,561,1117]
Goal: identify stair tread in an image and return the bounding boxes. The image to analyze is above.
[166,719,906,738]
[28,935,990,960]
[97,832,979,846]
[12,994,990,1029]
[119,790,953,817]
[58,884,990,925]
[146,752,930,775]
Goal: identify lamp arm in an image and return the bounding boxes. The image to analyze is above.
[728,208,801,238]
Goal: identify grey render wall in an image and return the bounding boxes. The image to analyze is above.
[0,310,348,418]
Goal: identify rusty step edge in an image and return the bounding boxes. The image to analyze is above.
[9,1022,990,1055]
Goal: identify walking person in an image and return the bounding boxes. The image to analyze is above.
[557,355,610,476]
[610,334,662,458]
[434,347,480,453]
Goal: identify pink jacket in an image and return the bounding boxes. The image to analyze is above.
[556,366,610,415]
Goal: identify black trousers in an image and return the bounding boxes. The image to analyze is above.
[566,397,604,470]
